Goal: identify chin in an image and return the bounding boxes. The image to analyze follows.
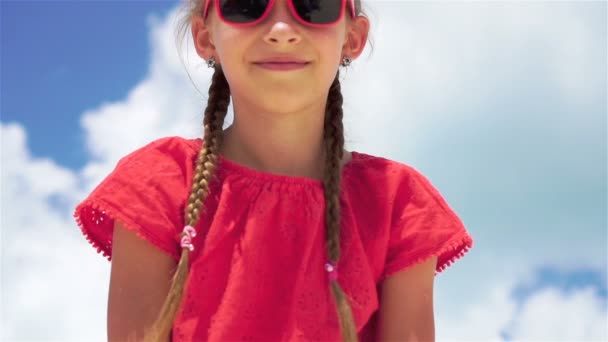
[261,96,310,113]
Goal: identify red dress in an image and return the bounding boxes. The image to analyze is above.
[73,136,473,341]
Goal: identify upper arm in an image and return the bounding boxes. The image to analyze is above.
[377,256,437,342]
[108,220,177,341]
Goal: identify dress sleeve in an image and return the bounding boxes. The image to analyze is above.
[73,138,190,262]
[381,164,473,281]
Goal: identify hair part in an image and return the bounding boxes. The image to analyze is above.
[145,1,372,340]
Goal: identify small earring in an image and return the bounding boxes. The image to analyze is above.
[207,56,216,68]
[340,55,351,67]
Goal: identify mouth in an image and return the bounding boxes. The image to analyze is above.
[253,61,311,71]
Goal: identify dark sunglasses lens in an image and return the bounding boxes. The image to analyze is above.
[293,0,342,24]
[219,0,269,23]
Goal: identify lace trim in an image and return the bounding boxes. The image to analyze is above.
[434,233,473,275]
[381,232,473,281]
[73,198,181,262]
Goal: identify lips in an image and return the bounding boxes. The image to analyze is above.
[258,62,307,64]
[253,55,310,64]
[252,55,311,70]
[254,61,309,65]
[254,62,310,71]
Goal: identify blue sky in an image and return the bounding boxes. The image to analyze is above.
[2,0,177,169]
[1,0,607,340]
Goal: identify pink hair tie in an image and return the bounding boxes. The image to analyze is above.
[180,225,197,252]
[325,261,338,282]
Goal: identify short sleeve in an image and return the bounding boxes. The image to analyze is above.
[381,164,473,280]
[73,137,192,262]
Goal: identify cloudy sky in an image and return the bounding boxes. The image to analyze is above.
[1,0,606,340]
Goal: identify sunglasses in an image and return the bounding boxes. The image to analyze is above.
[203,0,356,28]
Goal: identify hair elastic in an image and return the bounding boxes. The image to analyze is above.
[325,261,338,282]
[180,225,197,251]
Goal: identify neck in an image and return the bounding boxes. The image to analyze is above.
[219,127,327,180]
[218,101,331,180]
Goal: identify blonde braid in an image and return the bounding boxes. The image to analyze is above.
[144,65,231,341]
[324,70,358,342]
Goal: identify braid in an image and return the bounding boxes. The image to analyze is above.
[188,66,230,225]
[144,65,231,341]
[324,70,358,342]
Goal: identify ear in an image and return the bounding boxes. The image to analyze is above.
[191,14,217,62]
[342,16,370,61]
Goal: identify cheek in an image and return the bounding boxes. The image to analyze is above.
[212,22,255,59]
[214,29,242,60]
[312,30,345,64]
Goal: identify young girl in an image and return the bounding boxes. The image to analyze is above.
[73,0,473,341]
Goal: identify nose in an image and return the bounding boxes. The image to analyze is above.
[262,0,302,46]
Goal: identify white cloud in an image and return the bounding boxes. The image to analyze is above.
[1,122,107,340]
[436,283,518,341]
[79,7,225,191]
[342,1,605,159]
[1,123,78,199]
[509,286,607,340]
[436,266,608,341]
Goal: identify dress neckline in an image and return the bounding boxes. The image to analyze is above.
[193,138,360,187]
[218,151,361,187]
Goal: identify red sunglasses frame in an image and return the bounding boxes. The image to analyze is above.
[203,0,356,28]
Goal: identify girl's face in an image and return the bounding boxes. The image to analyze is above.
[192,0,369,114]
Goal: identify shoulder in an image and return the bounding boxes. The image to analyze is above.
[347,151,423,196]
[343,151,423,230]
[111,136,202,180]
[74,136,204,262]
[118,136,201,166]
[97,135,204,201]
[350,151,418,175]
[345,151,453,225]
